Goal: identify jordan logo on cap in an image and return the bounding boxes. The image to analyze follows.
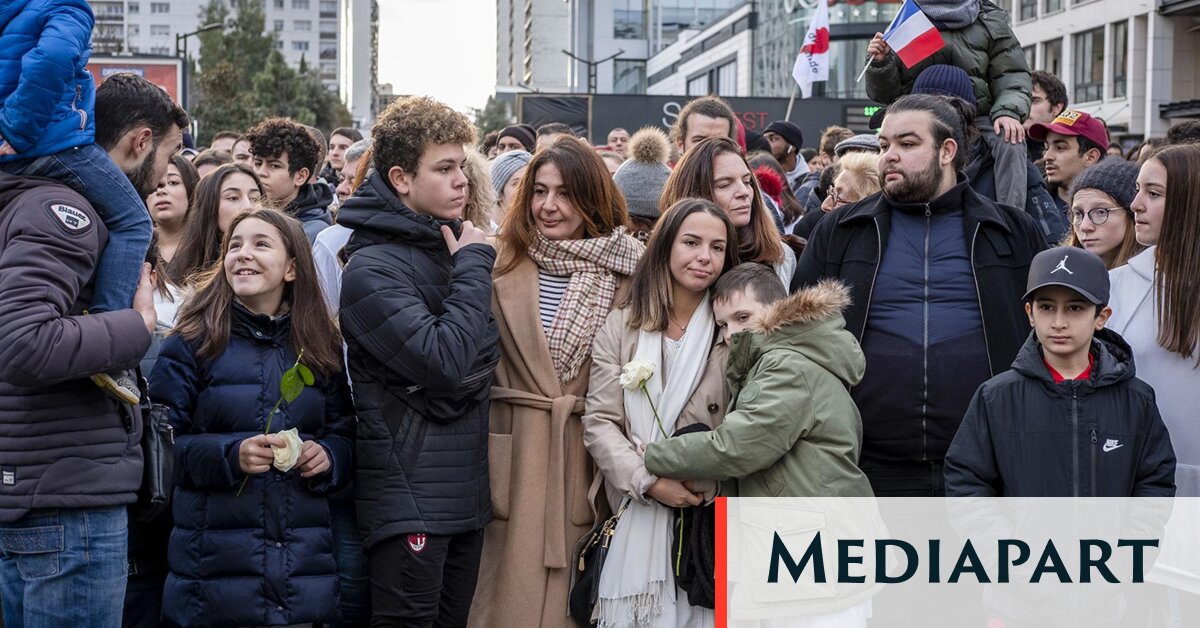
[1052,255,1074,275]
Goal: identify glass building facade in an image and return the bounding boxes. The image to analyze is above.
[752,0,901,98]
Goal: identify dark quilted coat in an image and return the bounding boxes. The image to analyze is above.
[0,0,96,161]
[148,303,354,628]
[338,171,499,549]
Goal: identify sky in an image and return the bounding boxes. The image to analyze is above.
[377,0,497,114]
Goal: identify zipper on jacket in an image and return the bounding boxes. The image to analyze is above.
[921,205,932,461]
[71,85,87,131]
[1089,424,1098,497]
[1071,386,1080,497]
[859,216,884,338]
[968,224,994,374]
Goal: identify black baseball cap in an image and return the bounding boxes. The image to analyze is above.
[1023,247,1110,305]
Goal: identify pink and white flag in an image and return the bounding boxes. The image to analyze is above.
[792,0,830,98]
[883,0,945,68]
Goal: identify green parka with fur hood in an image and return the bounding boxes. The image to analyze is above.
[643,280,873,498]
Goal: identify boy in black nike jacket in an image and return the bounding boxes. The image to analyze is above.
[945,247,1175,497]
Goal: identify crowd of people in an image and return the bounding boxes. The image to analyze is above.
[2,1,1200,627]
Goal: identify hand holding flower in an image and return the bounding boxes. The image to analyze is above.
[296,441,331,478]
[239,433,286,474]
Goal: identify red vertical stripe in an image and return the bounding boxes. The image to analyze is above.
[896,28,945,68]
[715,497,728,628]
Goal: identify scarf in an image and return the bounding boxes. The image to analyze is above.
[528,228,643,383]
[915,0,980,29]
[597,298,715,628]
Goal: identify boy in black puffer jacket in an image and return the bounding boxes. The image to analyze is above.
[945,247,1176,497]
[338,96,500,627]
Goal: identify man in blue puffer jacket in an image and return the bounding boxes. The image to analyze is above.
[1,0,169,403]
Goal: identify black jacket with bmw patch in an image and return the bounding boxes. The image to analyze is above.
[944,328,1176,497]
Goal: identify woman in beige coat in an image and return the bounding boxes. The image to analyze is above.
[470,137,645,627]
[583,199,739,627]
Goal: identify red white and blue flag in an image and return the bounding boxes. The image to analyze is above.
[882,0,945,69]
[792,0,830,98]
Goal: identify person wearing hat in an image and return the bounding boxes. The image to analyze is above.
[1029,109,1109,212]
[913,64,1068,245]
[763,120,809,197]
[496,123,536,154]
[945,245,1175,498]
[489,149,532,229]
[1064,158,1145,269]
[613,127,671,241]
[833,134,881,158]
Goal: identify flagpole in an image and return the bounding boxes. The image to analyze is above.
[855,57,872,83]
[785,85,798,121]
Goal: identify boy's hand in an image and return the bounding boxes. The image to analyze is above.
[994,116,1026,144]
[867,33,891,63]
[441,220,491,255]
[0,140,15,157]
[647,478,703,508]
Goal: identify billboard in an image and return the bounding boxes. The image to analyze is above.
[517,93,878,146]
[87,56,183,105]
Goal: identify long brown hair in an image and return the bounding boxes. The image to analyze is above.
[1147,144,1200,362]
[661,137,784,266]
[169,163,264,285]
[496,136,630,275]
[626,198,740,332]
[172,208,343,377]
[1062,192,1144,270]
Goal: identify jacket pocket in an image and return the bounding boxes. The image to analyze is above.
[488,433,512,520]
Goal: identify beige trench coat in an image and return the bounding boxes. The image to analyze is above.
[582,307,730,514]
[470,256,632,628]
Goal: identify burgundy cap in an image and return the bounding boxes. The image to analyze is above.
[1028,109,1109,149]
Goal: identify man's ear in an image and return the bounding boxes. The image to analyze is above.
[1085,148,1103,165]
[127,127,155,161]
[291,167,310,188]
[940,138,958,168]
[388,166,411,197]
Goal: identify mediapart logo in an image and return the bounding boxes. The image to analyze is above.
[768,532,1159,585]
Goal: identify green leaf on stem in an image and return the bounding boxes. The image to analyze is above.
[280,369,303,403]
[297,363,315,386]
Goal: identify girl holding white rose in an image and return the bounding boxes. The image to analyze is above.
[582,198,739,627]
[149,208,354,628]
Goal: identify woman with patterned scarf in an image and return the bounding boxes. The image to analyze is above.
[470,137,645,627]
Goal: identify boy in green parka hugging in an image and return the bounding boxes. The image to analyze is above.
[643,263,874,498]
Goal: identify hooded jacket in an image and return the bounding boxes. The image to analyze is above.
[285,182,334,244]
[643,281,873,498]
[0,171,150,522]
[150,304,354,628]
[0,0,96,161]
[944,328,1176,497]
[338,172,500,547]
[865,0,1031,123]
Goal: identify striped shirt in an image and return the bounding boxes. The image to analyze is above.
[538,269,572,332]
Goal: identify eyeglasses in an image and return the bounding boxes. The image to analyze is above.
[1069,207,1124,226]
[829,188,856,206]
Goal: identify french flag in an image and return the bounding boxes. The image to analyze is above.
[883,0,945,69]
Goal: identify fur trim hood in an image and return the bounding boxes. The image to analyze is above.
[753,279,852,334]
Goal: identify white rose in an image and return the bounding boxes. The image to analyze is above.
[620,360,655,391]
[272,428,304,472]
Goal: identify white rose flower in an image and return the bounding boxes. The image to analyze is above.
[620,360,655,391]
[272,428,304,472]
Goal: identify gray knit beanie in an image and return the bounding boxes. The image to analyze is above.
[490,150,532,195]
[1070,157,1139,210]
[613,127,672,220]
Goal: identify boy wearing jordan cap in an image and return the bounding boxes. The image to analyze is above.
[945,246,1175,497]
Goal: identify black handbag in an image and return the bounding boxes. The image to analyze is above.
[569,497,629,625]
[132,400,175,523]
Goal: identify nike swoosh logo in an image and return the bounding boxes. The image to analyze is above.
[1102,443,1124,453]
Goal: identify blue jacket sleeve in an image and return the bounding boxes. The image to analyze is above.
[307,372,355,494]
[150,335,246,490]
[0,1,94,153]
[340,243,497,393]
